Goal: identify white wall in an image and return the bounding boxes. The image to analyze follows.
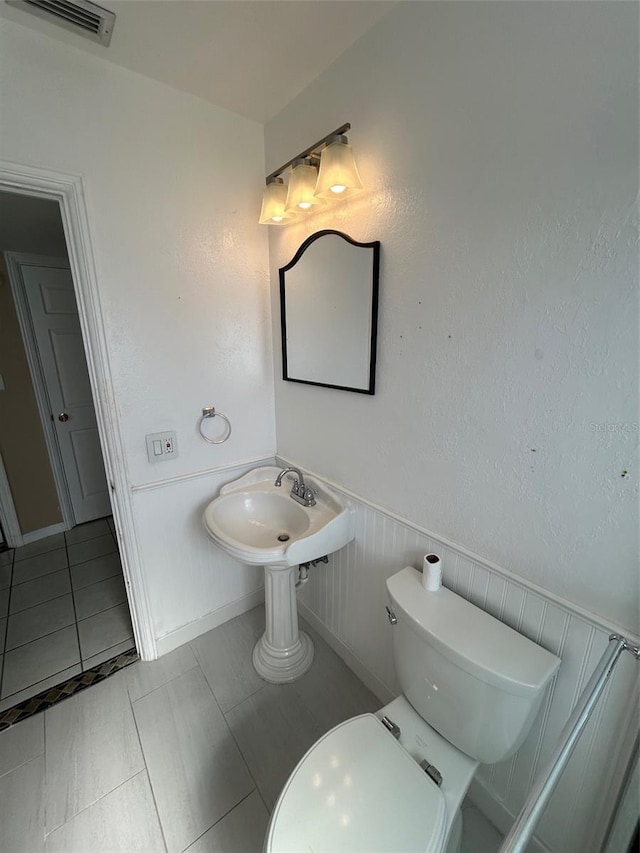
[266,1,639,636]
[266,5,638,850]
[0,18,276,644]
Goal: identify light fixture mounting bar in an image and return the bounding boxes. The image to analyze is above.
[265,123,351,185]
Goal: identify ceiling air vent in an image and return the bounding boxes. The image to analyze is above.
[7,0,116,46]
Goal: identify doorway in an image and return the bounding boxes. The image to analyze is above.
[0,159,155,669]
[0,190,137,710]
[4,251,112,531]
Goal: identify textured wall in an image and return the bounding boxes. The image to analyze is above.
[266,1,639,635]
[0,19,276,639]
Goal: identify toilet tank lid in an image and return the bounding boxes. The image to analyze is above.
[387,568,561,696]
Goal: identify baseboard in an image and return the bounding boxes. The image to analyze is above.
[298,600,395,706]
[20,522,67,547]
[155,588,266,657]
[467,778,552,853]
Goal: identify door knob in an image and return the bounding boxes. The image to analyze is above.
[58,412,69,422]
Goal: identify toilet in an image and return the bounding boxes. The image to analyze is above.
[265,566,561,853]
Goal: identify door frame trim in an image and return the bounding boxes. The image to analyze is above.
[4,252,76,532]
[0,159,156,660]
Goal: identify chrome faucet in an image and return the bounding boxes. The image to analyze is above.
[274,467,316,507]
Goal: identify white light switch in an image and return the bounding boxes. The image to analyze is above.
[146,431,178,463]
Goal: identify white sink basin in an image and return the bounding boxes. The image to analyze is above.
[203,466,354,568]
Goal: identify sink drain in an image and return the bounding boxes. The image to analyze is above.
[277,533,290,542]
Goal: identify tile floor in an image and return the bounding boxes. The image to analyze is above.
[0,518,134,711]
[0,603,504,852]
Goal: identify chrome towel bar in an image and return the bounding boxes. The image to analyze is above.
[499,633,639,853]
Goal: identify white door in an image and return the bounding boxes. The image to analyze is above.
[19,262,111,524]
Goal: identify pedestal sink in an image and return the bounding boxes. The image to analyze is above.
[203,466,354,683]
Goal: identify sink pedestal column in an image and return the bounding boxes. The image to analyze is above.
[253,564,314,683]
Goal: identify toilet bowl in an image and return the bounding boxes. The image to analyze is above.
[265,567,561,853]
[266,700,475,853]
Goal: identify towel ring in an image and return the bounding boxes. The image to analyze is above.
[198,406,231,445]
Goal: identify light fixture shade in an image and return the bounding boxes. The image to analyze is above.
[259,180,292,225]
[314,139,363,199]
[285,162,323,213]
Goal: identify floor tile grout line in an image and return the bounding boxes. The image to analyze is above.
[76,598,132,626]
[214,680,268,716]
[140,766,170,853]
[9,588,75,618]
[194,658,264,808]
[0,647,139,729]
[0,661,83,707]
[4,605,78,654]
[43,691,48,846]
[0,547,16,694]
[126,657,200,706]
[10,565,70,591]
[129,660,259,853]
[0,732,45,783]
[256,786,272,821]
[0,752,44,784]
[65,532,84,685]
[67,540,119,569]
[7,537,72,663]
[81,639,135,671]
[72,570,126,599]
[180,787,260,853]
[221,694,285,814]
[13,538,65,564]
[44,767,145,840]
[13,545,67,570]
[63,517,113,549]
[71,568,123,594]
[66,532,124,669]
[128,690,171,853]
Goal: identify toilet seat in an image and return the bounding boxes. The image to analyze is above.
[265,713,448,853]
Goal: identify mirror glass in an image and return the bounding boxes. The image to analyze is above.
[280,230,380,394]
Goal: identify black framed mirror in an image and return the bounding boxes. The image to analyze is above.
[279,230,380,394]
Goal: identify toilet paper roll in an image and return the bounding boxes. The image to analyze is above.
[422,553,442,591]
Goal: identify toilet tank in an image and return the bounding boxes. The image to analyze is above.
[387,567,561,765]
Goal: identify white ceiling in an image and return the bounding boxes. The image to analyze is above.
[0,0,396,123]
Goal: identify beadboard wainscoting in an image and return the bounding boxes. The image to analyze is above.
[130,457,273,655]
[290,464,639,853]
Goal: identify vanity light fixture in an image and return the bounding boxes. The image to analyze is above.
[314,135,363,199]
[259,178,291,225]
[259,123,362,225]
[284,159,324,214]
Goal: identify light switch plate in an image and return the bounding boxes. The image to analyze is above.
[146,431,178,462]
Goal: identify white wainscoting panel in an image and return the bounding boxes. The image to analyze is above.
[131,458,274,650]
[296,476,639,853]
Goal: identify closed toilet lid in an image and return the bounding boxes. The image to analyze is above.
[265,713,447,853]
